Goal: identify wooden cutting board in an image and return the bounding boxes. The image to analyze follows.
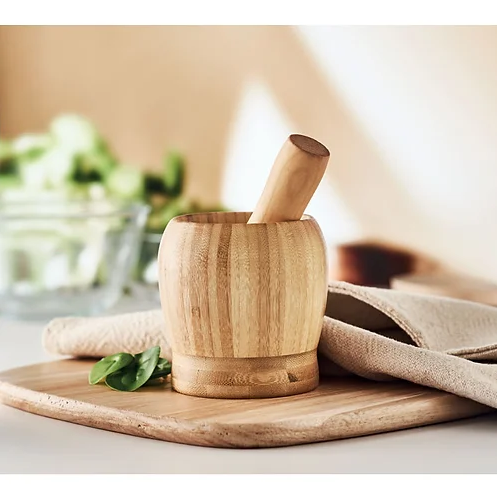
[0,359,491,449]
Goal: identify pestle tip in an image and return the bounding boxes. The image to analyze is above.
[289,134,330,158]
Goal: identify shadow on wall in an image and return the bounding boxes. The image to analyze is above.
[0,26,495,280]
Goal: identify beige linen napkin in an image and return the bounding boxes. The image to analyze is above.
[43,281,497,408]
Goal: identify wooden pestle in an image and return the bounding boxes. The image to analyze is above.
[248,134,330,224]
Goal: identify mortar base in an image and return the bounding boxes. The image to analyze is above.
[171,350,319,399]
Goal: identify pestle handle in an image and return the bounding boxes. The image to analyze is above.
[247,134,330,224]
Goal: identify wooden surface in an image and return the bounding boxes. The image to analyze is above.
[0,359,492,449]
[158,211,328,398]
[391,272,497,306]
[248,134,329,224]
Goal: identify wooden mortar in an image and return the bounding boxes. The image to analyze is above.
[158,135,330,398]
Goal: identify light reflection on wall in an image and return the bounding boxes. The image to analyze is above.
[297,26,497,281]
[221,79,361,246]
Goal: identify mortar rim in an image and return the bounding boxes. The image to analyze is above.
[169,211,317,226]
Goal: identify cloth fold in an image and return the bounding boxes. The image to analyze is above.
[43,281,497,408]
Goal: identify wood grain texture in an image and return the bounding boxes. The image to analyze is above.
[158,212,328,398]
[0,359,491,449]
[171,351,319,399]
[248,134,329,224]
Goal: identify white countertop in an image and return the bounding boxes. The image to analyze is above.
[1,294,497,474]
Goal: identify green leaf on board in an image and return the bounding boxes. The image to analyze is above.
[88,352,135,385]
[150,358,172,379]
[105,346,161,392]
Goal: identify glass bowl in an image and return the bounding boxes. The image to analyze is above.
[0,199,150,320]
[136,232,162,290]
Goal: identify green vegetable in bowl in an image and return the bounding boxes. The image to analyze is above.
[72,148,117,183]
[0,113,226,239]
[0,175,22,191]
[146,197,196,233]
[0,139,17,175]
[0,139,13,161]
[144,172,167,196]
[1,114,230,298]
[163,150,185,198]
[12,133,53,161]
[50,114,101,154]
[105,164,145,200]
[20,145,76,188]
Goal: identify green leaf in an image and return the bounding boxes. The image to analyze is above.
[89,352,135,385]
[163,151,185,197]
[156,357,169,369]
[105,346,161,392]
[150,358,172,379]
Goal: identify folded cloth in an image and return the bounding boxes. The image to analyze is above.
[43,281,497,408]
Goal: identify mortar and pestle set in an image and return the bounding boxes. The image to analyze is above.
[158,134,330,399]
[5,135,496,446]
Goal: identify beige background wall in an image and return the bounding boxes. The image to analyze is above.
[0,26,341,205]
[1,26,497,281]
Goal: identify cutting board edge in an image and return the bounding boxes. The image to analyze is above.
[0,375,492,449]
